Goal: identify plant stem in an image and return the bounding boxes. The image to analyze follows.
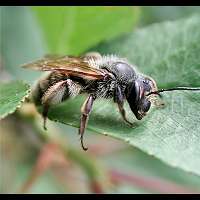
[17,103,108,193]
[109,169,199,194]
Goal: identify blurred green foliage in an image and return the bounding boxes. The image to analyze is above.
[32,6,140,55]
[140,6,200,25]
[0,6,200,194]
[0,7,45,83]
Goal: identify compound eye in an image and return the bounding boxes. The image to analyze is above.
[142,99,151,112]
[142,79,152,92]
[143,79,149,84]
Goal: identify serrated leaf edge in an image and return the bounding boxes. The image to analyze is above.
[0,81,31,120]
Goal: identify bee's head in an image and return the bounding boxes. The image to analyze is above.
[126,75,157,120]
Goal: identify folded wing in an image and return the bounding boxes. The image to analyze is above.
[22,55,106,80]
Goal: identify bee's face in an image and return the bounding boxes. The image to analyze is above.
[126,76,157,120]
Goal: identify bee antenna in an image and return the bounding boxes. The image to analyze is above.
[147,87,200,96]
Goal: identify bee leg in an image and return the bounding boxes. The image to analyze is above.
[79,95,95,151]
[41,80,69,130]
[117,103,134,127]
[114,86,134,126]
[42,104,49,130]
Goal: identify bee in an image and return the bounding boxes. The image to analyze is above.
[22,52,200,151]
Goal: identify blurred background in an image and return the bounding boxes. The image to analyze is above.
[1,6,200,194]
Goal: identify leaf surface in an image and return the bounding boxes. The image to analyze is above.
[45,15,200,175]
[0,81,30,119]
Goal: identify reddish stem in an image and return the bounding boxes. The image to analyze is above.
[89,180,104,194]
[109,169,199,194]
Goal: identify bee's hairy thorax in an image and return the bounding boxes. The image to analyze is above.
[82,55,137,99]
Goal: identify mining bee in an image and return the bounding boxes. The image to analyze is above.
[22,52,200,150]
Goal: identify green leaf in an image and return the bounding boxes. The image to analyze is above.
[0,81,30,120]
[0,7,45,83]
[32,6,140,55]
[44,15,200,176]
[140,6,200,26]
[96,14,200,88]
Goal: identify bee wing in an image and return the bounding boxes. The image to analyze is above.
[22,55,106,80]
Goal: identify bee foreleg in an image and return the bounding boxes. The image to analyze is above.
[117,103,134,127]
[79,95,95,151]
[114,86,134,126]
